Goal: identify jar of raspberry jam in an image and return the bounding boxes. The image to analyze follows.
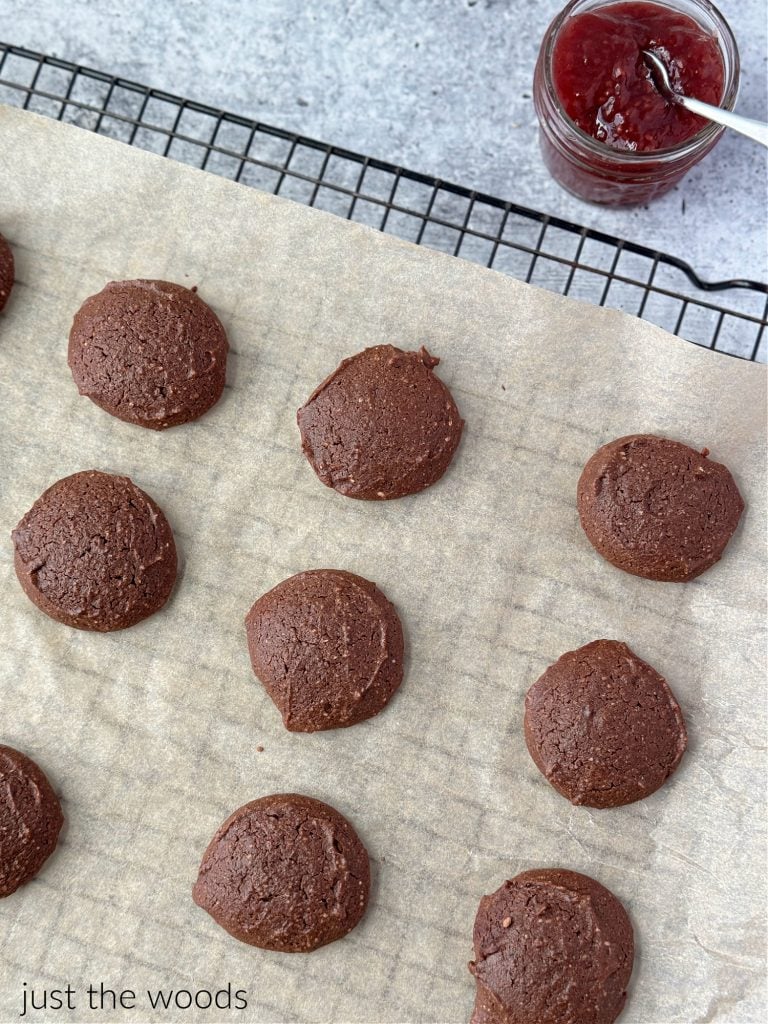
[533,0,740,205]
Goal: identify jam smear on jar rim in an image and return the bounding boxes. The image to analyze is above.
[552,0,725,152]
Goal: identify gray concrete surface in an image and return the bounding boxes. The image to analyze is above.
[1,0,766,283]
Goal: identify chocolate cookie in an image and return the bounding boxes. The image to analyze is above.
[0,745,64,898]
[12,470,177,631]
[524,640,687,808]
[245,569,404,732]
[297,344,463,499]
[68,279,228,429]
[577,434,744,582]
[193,794,370,951]
[469,869,634,1024]
[0,232,13,311]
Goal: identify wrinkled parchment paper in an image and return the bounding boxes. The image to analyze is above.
[0,106,765,1024]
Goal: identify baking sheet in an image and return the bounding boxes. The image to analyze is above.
[0,104,765,1024]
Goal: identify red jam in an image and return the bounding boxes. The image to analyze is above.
[533,0,737,204]
[552,1,725,152]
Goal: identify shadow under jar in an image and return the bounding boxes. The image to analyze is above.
[533,0,739,205]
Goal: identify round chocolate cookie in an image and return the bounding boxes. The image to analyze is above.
[193,794,370,952]
[524,640,687,808]
[245,569,404,732]
[68,279,228,429]
[1,745,64,898]
[469,869,634,1024]
[0,232,14,311]
[12,470,177,631]
[577,434,744,582]
[297,344,463,500]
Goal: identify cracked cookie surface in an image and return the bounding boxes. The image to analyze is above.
[12,470,177,631]
[245,569,404,732]
[524,639,687,808]
[193,794,370,952]
[469,869,634,1024]
[0,745,64,898]
[68,279,228,429]
[297,344,463,500]
[577,434,744,582]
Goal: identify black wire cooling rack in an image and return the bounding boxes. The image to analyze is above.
[2,42,766,362]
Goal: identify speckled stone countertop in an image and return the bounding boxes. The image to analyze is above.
[1,0,766,283]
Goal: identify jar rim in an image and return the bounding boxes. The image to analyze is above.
[540,0,741,163]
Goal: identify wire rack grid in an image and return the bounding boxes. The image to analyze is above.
[1,42,766,362]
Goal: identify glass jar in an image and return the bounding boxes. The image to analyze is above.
[533,0,740,205]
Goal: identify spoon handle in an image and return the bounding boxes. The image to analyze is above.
[677,95,768,148]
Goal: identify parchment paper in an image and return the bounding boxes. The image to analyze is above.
[0,105,765,1024]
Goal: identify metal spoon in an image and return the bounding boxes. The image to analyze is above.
[642,49,768,148]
